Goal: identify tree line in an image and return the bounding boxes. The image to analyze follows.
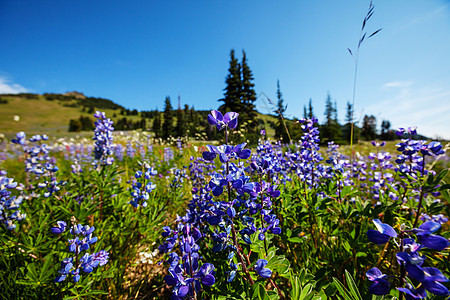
[66,49,400,143]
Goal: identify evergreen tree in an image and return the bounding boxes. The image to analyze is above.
[68,119,82,132]
[361,115,377,140]
[303,105,308,119]
[321,92,342,143]
[175,107,185,137]
[162,97,174,139]
[140,118,147,130]
[308,98,314,119]
[183,104,191,137]
[274,79,289,141]
[381,120,394,140]
[219,49,242,113]
[153,113,161,138]
[342,101,359,143]
[240,50,257,128]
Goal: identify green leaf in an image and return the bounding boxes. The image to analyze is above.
[288,237,303,243]
[434,169,448,184]
[333,277,352,300]
[299,283,314,300]
[439,183,450,191]
[251,282,270,300]
[345,270,362,300]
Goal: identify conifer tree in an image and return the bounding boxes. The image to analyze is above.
[274,80,289,141]
[321,92,342,143]
[342,101,359,143]
[240,50,257,127]
[152,113,161,138]
[361,115,377,140]
[175,107,185,137]
[381,120,393,140]
[162,97,173,139]
[308,98,314,119]
[219,49,242,113]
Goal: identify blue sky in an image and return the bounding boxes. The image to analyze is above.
[1,0,449,139]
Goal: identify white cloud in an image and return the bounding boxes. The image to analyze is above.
[0,77,28,94]
[366,82,450,140]
[382,81,413,89]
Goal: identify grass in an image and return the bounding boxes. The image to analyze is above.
[0,95,143,137]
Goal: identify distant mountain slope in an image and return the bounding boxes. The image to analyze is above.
[0,93,280,138]
[0,93,126,135]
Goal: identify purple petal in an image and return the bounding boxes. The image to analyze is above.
[271,227,281,234]
[224,112,239,129]
[212,186,223,196]
[397,287,427,299]
[207,215,222,225]
[366,267,383,281]
[202,151,217,161]
[208,110,223,125]
[422,280,449,296]
[258,268,272,278]
[418,221,441,234]
[201,274,215,286]
[418,234,449,251]
[367,229,391,245]
[422,267,449,282]
[177,285,190,297]
[369,279,390,295]
[373,219,397,238]
[227,207,236,218]
[238,149,251,159]
[406,264,425,282]
[256,259,268,269]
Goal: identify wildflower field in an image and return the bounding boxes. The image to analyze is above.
[1,110,449,300]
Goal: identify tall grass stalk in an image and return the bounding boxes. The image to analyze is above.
[348,0,381,165]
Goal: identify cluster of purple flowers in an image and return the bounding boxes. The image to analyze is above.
[162,223,216,298]
[93,111,114,166]
[52,221,109,283]
[164,147,174,163]
[160,110,287,298]
[366,219,449,297]
[0,171,26,230]
[129,162,157,208]
[11,132,65,198]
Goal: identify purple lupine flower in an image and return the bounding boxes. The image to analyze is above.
[55,222,108,283]
[93,111,114,166]
[413,221,449,251]
[255,259,272,278]
[51,221,67,234]
[207,110,239,130]
[397,284,427,300]
[366,267,390,295]
[0,173,26,230]
[367,219,397,245]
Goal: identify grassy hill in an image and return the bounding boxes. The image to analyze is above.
[0,93,144,137]
[0,93,280,139]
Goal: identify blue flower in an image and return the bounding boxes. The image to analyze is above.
[397,284,427,299]
[51,221,67,234]
[413,221,449,251]
[367,219,397,245]
[255,259,272,278]
[366,267,390,295]
[207,110,239,130]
